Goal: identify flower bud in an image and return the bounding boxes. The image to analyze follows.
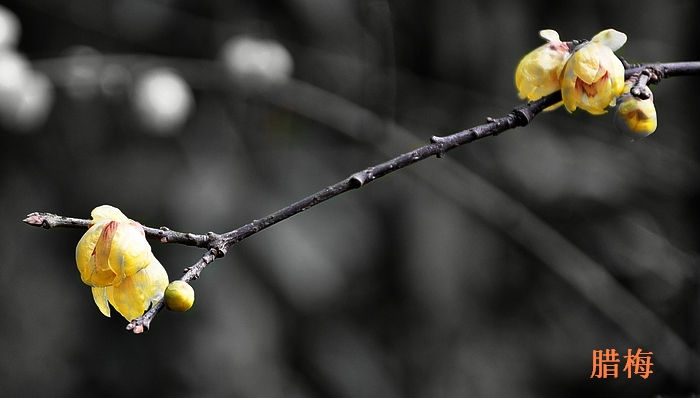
[560,29,627,115]
[614,90,657,140]
[515,29,571,109]
[164,280,195,312]
[76,205,168,321]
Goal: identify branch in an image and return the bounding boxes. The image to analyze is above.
[22,211,213,247]
[23,61,700,333]
[126,249,219,333]
[624,61,700,81]
[215,90,559,246]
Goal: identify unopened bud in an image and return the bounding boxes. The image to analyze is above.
[614,92,657,140]
[164,280,195,312]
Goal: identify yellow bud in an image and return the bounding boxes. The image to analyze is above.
[515,29,571,109]
[614,92,657,140]
[560,29,627,115]
[76,205,168,321]
[164,281,195,312]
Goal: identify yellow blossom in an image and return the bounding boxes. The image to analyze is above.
[515,29,571,108]
[76,205,168,321]
[561,29,627,115]
[614,82,657,139]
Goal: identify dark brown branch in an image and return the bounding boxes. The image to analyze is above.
[23,60,700,333]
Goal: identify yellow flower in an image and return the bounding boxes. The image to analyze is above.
[515,29,571,108]
[561,29,627,115]
[76,205,168,321]
[614,82,657,139]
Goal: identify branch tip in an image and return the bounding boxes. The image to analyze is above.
[126,315,151,334]
[23,212,46,227]
[126,322,146,334]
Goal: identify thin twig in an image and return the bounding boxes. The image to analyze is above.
[22,212,213,247]
[126,248,219,333]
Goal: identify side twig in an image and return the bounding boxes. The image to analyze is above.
[23,211,213,247]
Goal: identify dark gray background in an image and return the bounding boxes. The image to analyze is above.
[1,0,698,396]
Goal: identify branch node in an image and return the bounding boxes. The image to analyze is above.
[430,135,449,158]
[512,106,532,127]
[349,171,368,188]
[184,264,203,279]
[568,39,588,52]
[619,56,642,70]
[643,67,662,85]
[627,71,653,100]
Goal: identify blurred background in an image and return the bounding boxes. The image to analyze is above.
[1,0,699,396]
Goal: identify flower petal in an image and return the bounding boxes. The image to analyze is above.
[571,43,601,84]
[90,205,131,224]
[560,62,580,113]
[609,55,626,96]
[109,221,151,279]
[91,287,111,317]
[539,29,560,42]
[76,220,119,287]
[591,29,627,51]
[515,41,570,101]
[107,255,168,321]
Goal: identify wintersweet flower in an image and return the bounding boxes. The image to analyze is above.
[515,29,571,107]
[560,29,627,115]
[76,205,168,321]
[614,81,657,139]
